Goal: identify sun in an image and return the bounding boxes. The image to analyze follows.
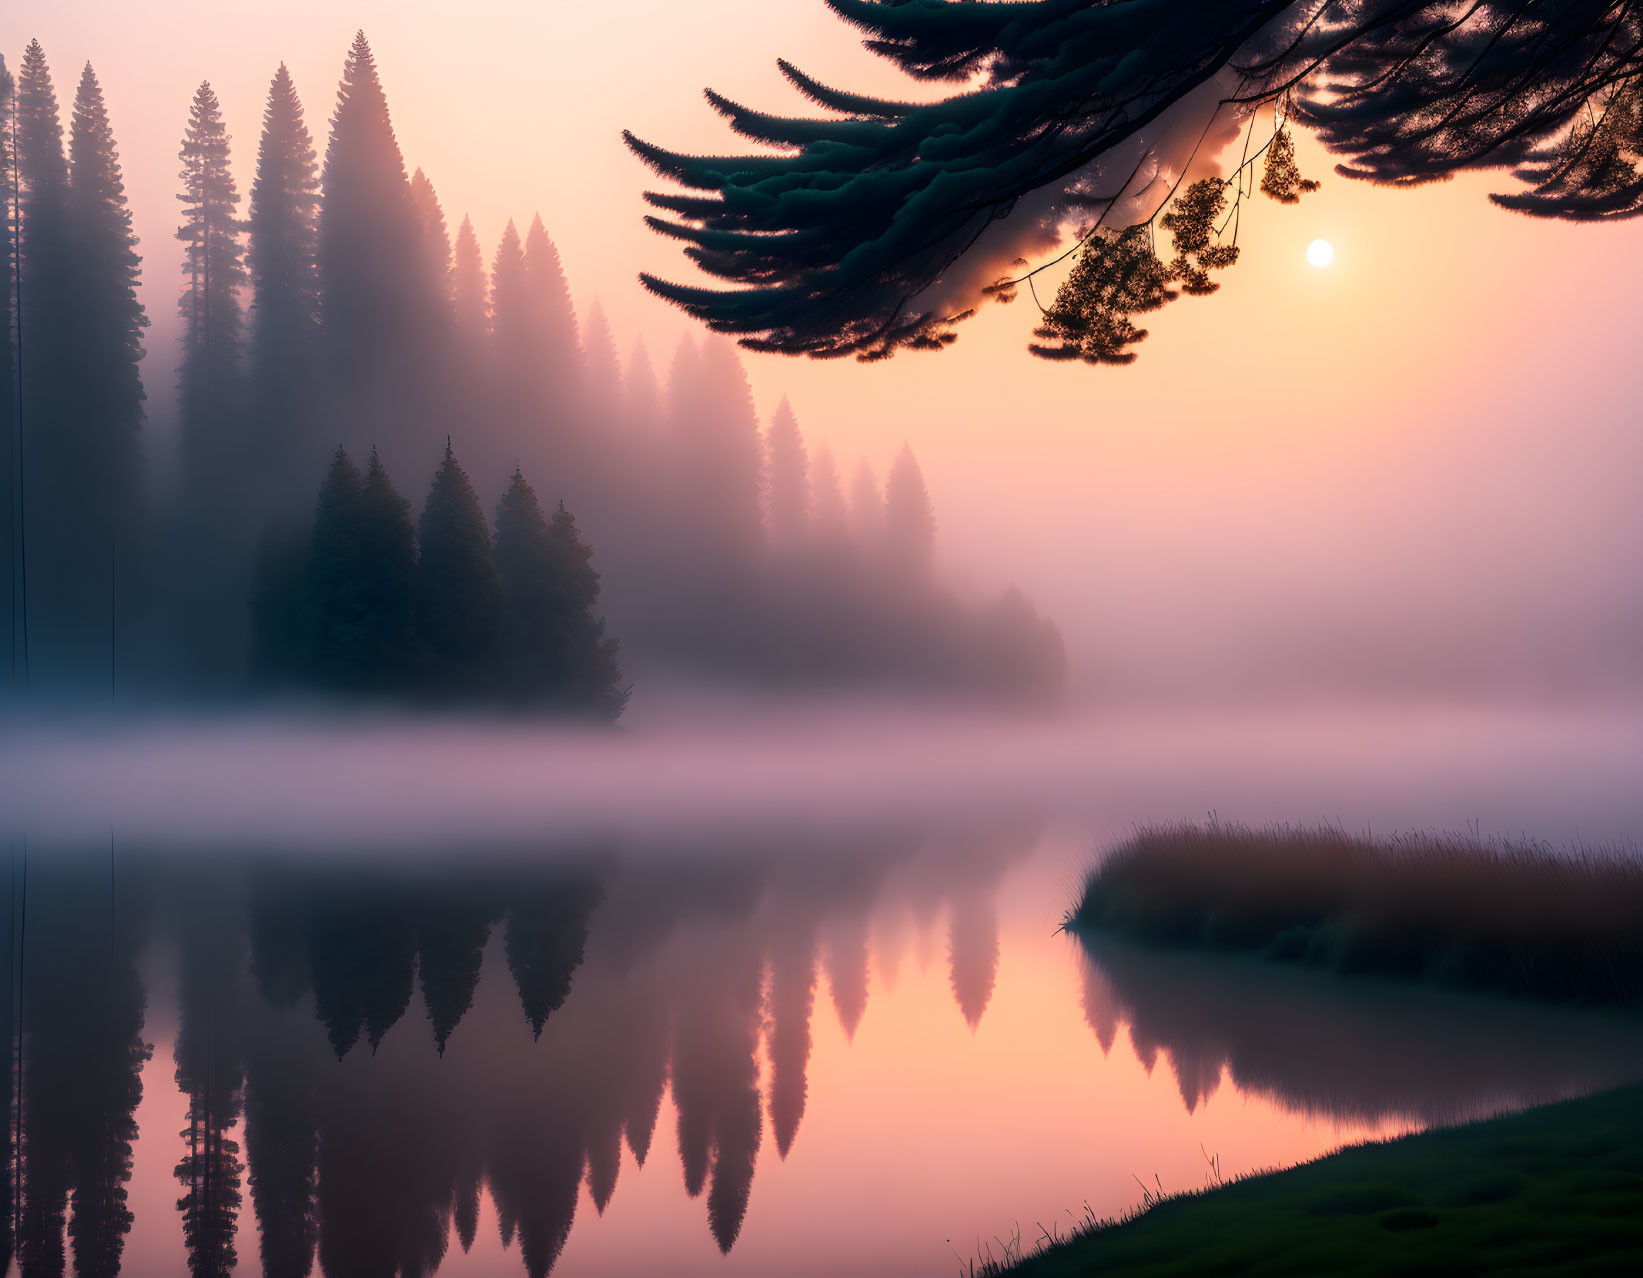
[1306,238,1335,268]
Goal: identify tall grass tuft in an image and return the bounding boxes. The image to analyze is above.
[1067,823,1643,1007]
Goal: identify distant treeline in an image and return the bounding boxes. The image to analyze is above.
[0,33,1065,708]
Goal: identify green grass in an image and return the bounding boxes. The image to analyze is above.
[1067,823,1643,1006]
[991,1083,1643,1276]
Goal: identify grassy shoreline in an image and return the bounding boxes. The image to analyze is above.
[1067,823,1643,1007]
[986,1083,1643,1276]
[1018,823,1643,1274]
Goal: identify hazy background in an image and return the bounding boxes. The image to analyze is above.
[9,0,1643,703]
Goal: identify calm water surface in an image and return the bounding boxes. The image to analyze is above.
[2,704,1640,1276]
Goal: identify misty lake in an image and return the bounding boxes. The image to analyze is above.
[1,701,1640,1277]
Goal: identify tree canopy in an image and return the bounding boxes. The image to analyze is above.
[628,0,1643,362]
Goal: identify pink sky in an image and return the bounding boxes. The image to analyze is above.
[9,1,1643,697]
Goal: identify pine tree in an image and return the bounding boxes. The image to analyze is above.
[67,61,148,681]
[247,63,321,509]
[494,468,624,715]
[545,499,625,716]
[175,81,249,680]
[765,396,809,547]
[675,337,764,573]
[808,444,848,547]
[408,167,451,306]
[451,214,486,338]
[883,443,935,581]
[522,213,581,402]
[581,299,621,412]
[320,32,444,475]
[355,447,418,685]
[13,44,74,680]
[70,61,147,476]
[177,80,246,486]
[0,55,17,683]
[416,441,500,692]
[303,447,366,688]
[488,220,528,365]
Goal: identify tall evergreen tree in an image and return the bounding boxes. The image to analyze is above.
[354,447,418,685]
[13,43,75,682]
[320,32,443,476]
[522,213,580,402]
[248,63,321,511]
[582,299,620,414]
[292,446,417,693]
[883,443,935,581]
[764,397,809,548]
[493,468,624,715]
[66,61,147,684]
[0,55,17,685]
[672,337,764,576]
[176,80,245,490]
[451,214,486,339]
[544,498,625,717]
[175,81,249,681]
[408,168,451,307]
[303,447,366,688]
[808,444,848,547]
[488,220,528,367]
[416,442,500,692]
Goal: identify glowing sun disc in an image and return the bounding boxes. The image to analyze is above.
[1307,238,1335,268]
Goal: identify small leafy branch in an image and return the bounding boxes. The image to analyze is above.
[1015,101,1320,366]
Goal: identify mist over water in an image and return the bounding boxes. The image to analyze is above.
[3,698,1639,849]
[2,776,1639,1278]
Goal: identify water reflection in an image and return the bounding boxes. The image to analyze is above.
[0,827,1028,1276]
[5,828,1642,1277]
[1077,933,1643,1124]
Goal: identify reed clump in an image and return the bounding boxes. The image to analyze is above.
[1067,823,1643,1006]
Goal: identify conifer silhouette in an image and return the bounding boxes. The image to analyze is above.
[303,447,366,688]
[764,397,809,548]
[65,61,146,683]
[415,442,500,692]
[408,168,451,307]
[355,448,418,685]
[248,63,321,509]
[0,56,17,683]
[450,214,487,339]
[522,214,581,406]
[494,469,625,714]
[174,80,250,681]
[177,79,246,483]
[883,444,935,582]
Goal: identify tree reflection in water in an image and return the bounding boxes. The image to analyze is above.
[0,823,1028,1276]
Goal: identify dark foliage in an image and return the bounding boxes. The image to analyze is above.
[628,0,1643,360]
[247,63,322,512]
[494,469,627,717]
[415,442,501,694]
[1069,823,1643,1007]
[254,445,627,707]
[171,79,251,685]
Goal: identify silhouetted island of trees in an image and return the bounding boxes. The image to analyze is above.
[0,33,1066,713]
